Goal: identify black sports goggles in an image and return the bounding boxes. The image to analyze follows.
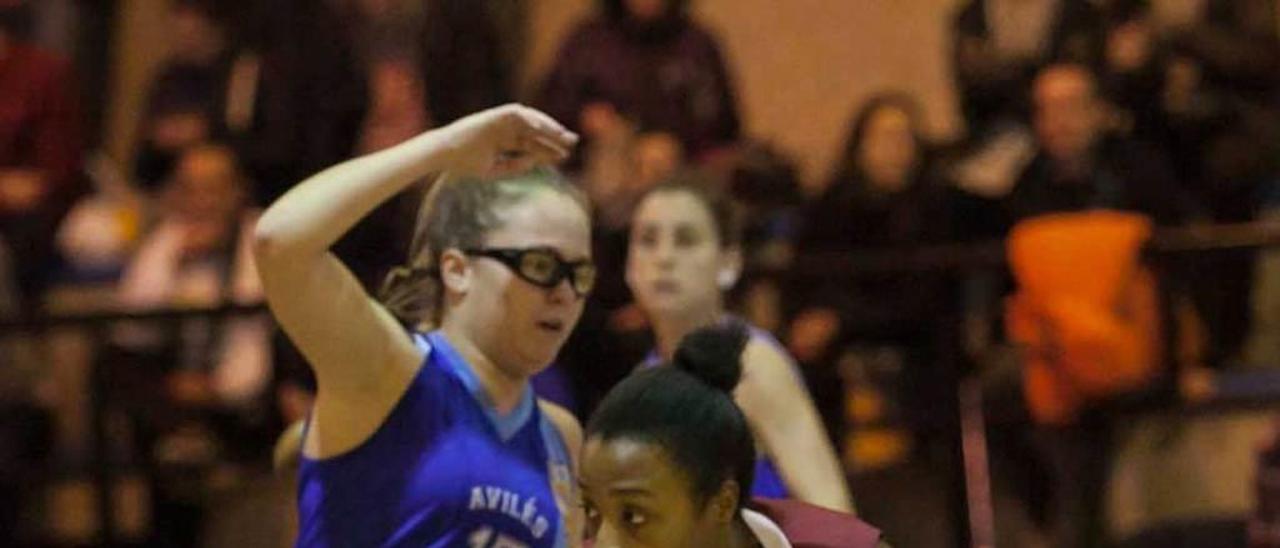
[464,247,596,297]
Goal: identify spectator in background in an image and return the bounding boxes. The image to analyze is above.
[233,0,366,206]
[1100,0,1166,141]
[116,144,270,433]
[537,0,741,166]
[952,0,1105,138]
[133,0,246,189]
[113,144,271,546]
[1169,0,1279,106]
[1000,63,1200,548]
[346,0,510,153]
[1003,64,1197,227]
[1158,0,1280,367]
[726,142,804,275]
[0,0,84,313]
[246,0,515,290]
[416,0,513,126]
[0,4,81,543]
[1101,0,1280,200]
[790,93,955,448]
[1096,0,1280,368]
[783,96,958,546]
[795,94,951,272]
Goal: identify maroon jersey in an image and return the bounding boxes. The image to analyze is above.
[749,498,883,548]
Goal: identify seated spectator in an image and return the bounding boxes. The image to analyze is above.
[231,0,365,205]
[1002,64,1197,227]
[1100,0,1166,140]
[998,62,1201,548]
[112,143,271,545]
[1161,0,1280,367]
[725,141,804,273]
[1169,0,1279,104]
[1102,0,1279,197]
[116,144,268,410]
[536,0,740,165]
[0,0,84,313]
[952,0,1105,137]
[788,93,956,479]
[415,0,514,125]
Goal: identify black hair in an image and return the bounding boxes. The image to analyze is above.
[0,1,32,38]
[600,0,690,22]
[170,0,233,27]
[729,142,803,211]
[378,167,587,328]
[1104,0,1151,27]
[831,91,926,187]
[639,174,743,249]
[585,321,756,509]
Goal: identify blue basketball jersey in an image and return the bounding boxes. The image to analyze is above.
[296,331,574,548]
[639,317,800,499]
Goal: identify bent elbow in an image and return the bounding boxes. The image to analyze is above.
[251,216,294,267]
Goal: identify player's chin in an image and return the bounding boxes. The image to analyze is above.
[642,294,695,319]
[518,331,569,370]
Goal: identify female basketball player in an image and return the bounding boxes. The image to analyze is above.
[626,179,854,511]
[580,323,883,547]
[254,105,588,547]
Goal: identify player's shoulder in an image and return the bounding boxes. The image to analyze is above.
[741,330,796,381]
[537,399,583,455]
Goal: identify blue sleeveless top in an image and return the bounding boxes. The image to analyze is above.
[296,331,574,548]
[640,319,798,499]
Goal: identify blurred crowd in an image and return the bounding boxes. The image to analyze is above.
[5,0,1280,547]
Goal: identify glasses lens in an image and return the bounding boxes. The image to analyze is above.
[519,250,559,284]
[572,263,597,294]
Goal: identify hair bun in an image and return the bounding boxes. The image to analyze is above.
[672,321,749,393]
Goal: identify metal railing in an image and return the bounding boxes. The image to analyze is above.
[7,220,1280,546]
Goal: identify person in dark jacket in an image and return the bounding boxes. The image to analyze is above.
[0,0,84,312]
[1003,63,1198,227]
[952,0,1105,137]
[536,0,740,165]
[1000,62,1199,548]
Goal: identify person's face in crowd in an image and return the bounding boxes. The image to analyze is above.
[166,147,246,255]
[630,133,684,192]
[627,189,737,321]
[580,436,737,548]
[448,190,591,376]
[1033,65,1104,164]
[625,0,670,22]
[1106,18,1154,74]
[169,147,245,224]
[857,105,918,193]
[168,6,225,64]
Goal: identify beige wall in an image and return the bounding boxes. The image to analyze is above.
[104,0,171,172]
[107,1,965,189]
[524,0,964,191]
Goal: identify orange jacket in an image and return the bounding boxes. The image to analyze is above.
[1005,211,1162,425]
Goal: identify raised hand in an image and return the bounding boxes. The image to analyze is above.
[437,104,579,178]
